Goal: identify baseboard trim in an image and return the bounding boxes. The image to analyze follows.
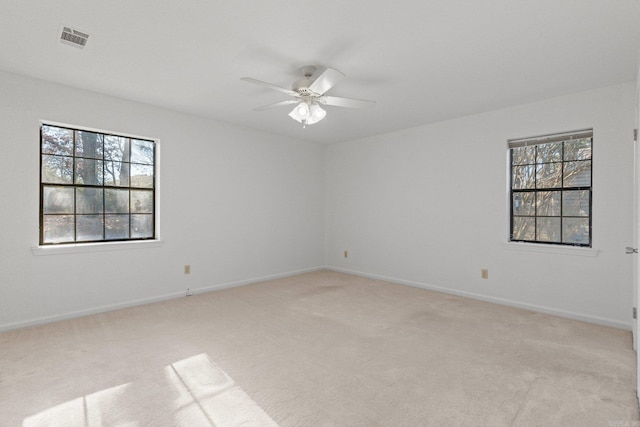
[0,266,325,332]
[189,266,325,295]
[326,266,631,331]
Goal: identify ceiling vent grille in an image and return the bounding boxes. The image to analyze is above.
[59,26,89,49]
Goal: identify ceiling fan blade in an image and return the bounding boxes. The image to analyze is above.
[241,77,298,96]
[320,95,376,109]
[254,99,300,111]
[308,68,345,95]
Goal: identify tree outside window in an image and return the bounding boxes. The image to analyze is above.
[509,130,592,247]
[40,124,156,245]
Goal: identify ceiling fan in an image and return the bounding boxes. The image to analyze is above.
[241,66,375,127]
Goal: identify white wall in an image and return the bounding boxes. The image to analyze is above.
[1,70,635,332]
[635,56,640,400]
[326,82,636,329]
[0,71,326,331]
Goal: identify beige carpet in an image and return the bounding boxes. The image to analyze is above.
[0,270,637,426]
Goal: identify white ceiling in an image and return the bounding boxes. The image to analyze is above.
[1,1,639,144]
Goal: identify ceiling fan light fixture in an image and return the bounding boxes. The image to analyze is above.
[297,104,309,116]
[306,103,326,125]
[288,101,311,123]
[289,101,326,126]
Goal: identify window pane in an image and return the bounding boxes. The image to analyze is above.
[75,131,104,159]
[509,131,592,247]
[42,154,73,184]
[104,161,130,186]
[131,164,154,188]
[42,126,73,155]
[40,124,155,245]
[74,158,104,185]
[131,214,153,238]
[563,160,591,187]
[513,192,535,216]
[43,186,74,214]
[105,189,129,213]
[536,163,562,188]
[104,136,130,162]
[76,188,103,214]
[512,217,535,240]
[537,142,562,163]
[105,214,129,240]
[43,215,74,243]
[512,165,535,189]
[536,191,561,216]
[564,138,591,161]
[536,217,561,242]
[563,218,590,245]
[77,215,104,241]
[511,146,535,165]
[562,190,589,217]
[131,139,154,164]
[131,190,153,213]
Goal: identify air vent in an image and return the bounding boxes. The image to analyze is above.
[59,26,89,49]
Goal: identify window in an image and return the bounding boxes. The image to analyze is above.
[509,129,592,247]
[40,124,156,245]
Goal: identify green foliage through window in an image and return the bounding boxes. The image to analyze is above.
[40,124,156,244]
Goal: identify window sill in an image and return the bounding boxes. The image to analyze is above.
[32,239,164,256]
[502,242,599,257]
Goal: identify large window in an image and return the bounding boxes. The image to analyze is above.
[40,124,156,245]
[509,129,592,247]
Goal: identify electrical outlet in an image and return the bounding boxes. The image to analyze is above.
[481,269,489,279]
[186,288,192,297]
[344,250,348,258]
[184,264,191,275]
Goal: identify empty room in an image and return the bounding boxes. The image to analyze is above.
[1,1,640,426]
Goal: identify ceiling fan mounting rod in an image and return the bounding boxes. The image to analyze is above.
[300,65,316,78]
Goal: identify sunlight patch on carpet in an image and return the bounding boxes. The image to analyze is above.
[22,354,276,426]
[167,353,278,426]
[23,383,131,427]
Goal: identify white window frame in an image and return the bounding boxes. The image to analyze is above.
[33,121,161,255]
[505,129,598,257]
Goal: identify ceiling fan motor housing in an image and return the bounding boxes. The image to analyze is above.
[292,65,319,96]
[292,83,315,97]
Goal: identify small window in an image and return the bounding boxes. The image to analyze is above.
[40,124,157,245]
[509,129,592,247]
